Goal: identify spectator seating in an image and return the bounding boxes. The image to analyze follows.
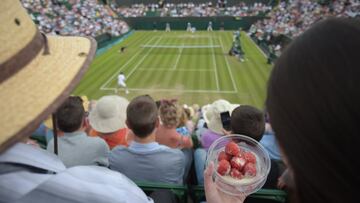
[191,185,287,203]
[135,181,188,203]
[135,181,287,203]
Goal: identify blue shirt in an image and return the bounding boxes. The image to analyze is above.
[128,141,167,153]
[176,126,190,136]
[260,133,282,160]
[47,131,109,167]
[109,141,185,184]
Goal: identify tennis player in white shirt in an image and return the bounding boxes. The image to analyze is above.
[117,72,129,94]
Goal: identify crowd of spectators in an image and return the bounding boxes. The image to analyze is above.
[113,2,272,17]
[247,0,359,63]
[3,1,360,201]
[21,0,129,37]
[249,0,360,39]
[31,94,284,195]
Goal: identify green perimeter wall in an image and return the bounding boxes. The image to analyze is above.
[124,16,265,30]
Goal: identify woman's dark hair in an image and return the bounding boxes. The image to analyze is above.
[266,18,360,203]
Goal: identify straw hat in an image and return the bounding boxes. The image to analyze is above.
[0,0,97,152]
[202,99,239,134]
[89,95,129,133]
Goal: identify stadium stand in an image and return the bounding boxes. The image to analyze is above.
[112,1,272,17]
[248,0,360,62]
[20,0,129,37]
[8,0,360,202]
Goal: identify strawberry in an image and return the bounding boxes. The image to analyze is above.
[230,156,247,170]
[244,151,257,164]
[243,162,257,177]
[230,168,244,179]
[217,160,231,176]
[225,141,240,156]
[218,151,231,162]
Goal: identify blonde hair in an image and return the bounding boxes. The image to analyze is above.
[178,107,188,127]
[159,100,181,128]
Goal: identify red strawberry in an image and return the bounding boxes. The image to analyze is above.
[230,156,247,170]
[217,160,231,176]
[218,151,231,162]
[244,151,257,163]
[243,162,257,177]
[230,168,244,179]
[225,141,240,156]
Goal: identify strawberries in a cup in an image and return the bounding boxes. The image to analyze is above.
[243,162,257,177]
[217,159,231,176]
[217,142,258,179]
[230,156,246,170]
[218,151,231,162]
[230,168,244,179]
[225,141,240,156]
[244,151,257,163]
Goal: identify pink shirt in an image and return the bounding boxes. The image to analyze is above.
[155,124,193,149]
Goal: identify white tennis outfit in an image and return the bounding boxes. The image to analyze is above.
[118,74,126,87]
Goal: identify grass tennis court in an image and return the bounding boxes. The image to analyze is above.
[73,31,271,108]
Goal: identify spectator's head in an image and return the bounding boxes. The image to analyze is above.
[202,99,239,134]
[126,95,158,138]
[184,107,193,120]
[56,96,85,133]
[266,18,360,203]
[230,105,265,141]
[177,107,188,127]
[0,0,96,153]
[159,99,181,128]
[89,95,129,134]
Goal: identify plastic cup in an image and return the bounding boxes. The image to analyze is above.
[206,134,271,196]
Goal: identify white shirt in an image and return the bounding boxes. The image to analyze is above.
[118,74,126,84]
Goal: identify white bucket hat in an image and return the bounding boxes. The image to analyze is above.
[202,99,239,134]
[89,95,129,133]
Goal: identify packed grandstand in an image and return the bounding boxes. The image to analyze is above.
[0,0,360,203]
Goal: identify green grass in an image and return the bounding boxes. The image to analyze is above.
[73,31,271,108]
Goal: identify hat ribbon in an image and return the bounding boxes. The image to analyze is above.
[0,30,49,84]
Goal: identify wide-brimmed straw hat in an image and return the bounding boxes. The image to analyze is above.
[0,0,97,152]
[89,95,129,133]
[202,99,239,134]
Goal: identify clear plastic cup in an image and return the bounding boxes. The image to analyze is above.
[205,134,271,196]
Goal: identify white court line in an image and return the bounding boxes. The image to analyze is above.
[138,68,214,71]
[126,36,163,80]
[219,37,238,92]
[141,45,221,48]
[210,36,220,91]
[246,33,267,58]
[154,35,222,39]
[101,87,245,94]
[173,43,184,70]
[100,36,157,90]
